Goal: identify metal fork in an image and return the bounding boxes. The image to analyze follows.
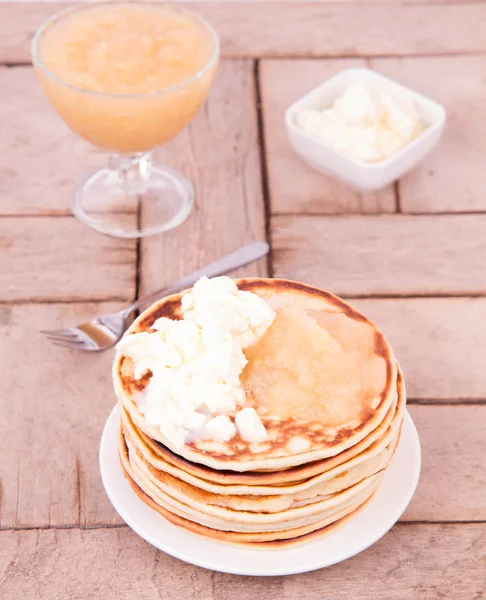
[41,240,269,352]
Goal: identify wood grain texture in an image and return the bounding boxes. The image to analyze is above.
[272,214,486,296]
[0,303,124,529]
[370,55,486,214]
[0,67,105,216]
[1,525,485,599]
[140,59,267,296]
[0,216,136,302]
[260,58,396,215]
[352,297,486,400]
[2,2,486,62]
[404,405,486,521]
[0,3,484,594]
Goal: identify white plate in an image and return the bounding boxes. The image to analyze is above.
[100,405,421,576]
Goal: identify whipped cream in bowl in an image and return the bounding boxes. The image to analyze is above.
[285,67,446,192]
[115,276,275,449]
[295,82,423,163]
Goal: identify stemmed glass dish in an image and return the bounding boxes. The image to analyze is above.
[31,1,219,238]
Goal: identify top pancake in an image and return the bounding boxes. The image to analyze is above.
[113,278,397,471]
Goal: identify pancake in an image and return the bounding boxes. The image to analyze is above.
[121,429,385,531]
[113,278,397,471]
[120,370,403,490]
[119,427,383,542]
[127,427,398,513]
[120,446,374,548]
[120,379,402,505]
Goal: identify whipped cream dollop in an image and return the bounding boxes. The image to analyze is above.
[295,82,423,163]
[116,276,275,448]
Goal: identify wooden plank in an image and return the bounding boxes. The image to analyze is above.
[260,58,396,215]
[272,214,486,297]
[404,406,486,522]
[2,2,486,62]
[370,55,486,214]
[0,67,106,216]
[0,303,124,529]
[282,525,486,600]
[1,525,485,598]
[352,298,486,400]
[0,216,136,302]
[140,59,267,296]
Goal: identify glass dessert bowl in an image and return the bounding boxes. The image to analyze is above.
[31,1,219,238]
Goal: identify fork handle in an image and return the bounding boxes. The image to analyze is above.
[123,240,269,316]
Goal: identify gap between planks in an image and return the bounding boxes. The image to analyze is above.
[75,456,81,528]
[4,50,486,71]
[394,181,402,213]
[407,399,486,405]
[6,210,486,219]
[7,292,486,306]
[0,211,136,218]
[6,51,486,67]
[4,211,486,220]
[9,209,486,219]
[271,210,486,217]
[2,520,485,533]
[242,51,486,60]
[0,524,129,532]
[0,297,133,306]
[134,196,142,305]
[253,59,274,277]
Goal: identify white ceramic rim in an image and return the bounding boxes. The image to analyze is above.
[284,66,447,170]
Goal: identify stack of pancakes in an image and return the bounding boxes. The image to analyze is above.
[114,279,404,548]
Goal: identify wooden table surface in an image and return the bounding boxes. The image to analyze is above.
[1,2,485,598]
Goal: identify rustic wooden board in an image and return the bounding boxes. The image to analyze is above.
[1,525,485,599]
[0,67,106,216]
[0,2,484,595]
[352,297,486,400]
[272,214,486,297]
[404,405,486,522]
[259,58,396,215]
[370,55,486,214]
[0,216,136,302]
[140,59,268,296]
[2,2,486,62]
[0,303,124,529]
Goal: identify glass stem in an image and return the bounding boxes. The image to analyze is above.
[108,151,152,196]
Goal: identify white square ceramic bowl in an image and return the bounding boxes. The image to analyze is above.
[285,68,446,192]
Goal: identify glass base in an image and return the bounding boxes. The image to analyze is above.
[72,157,194,238]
